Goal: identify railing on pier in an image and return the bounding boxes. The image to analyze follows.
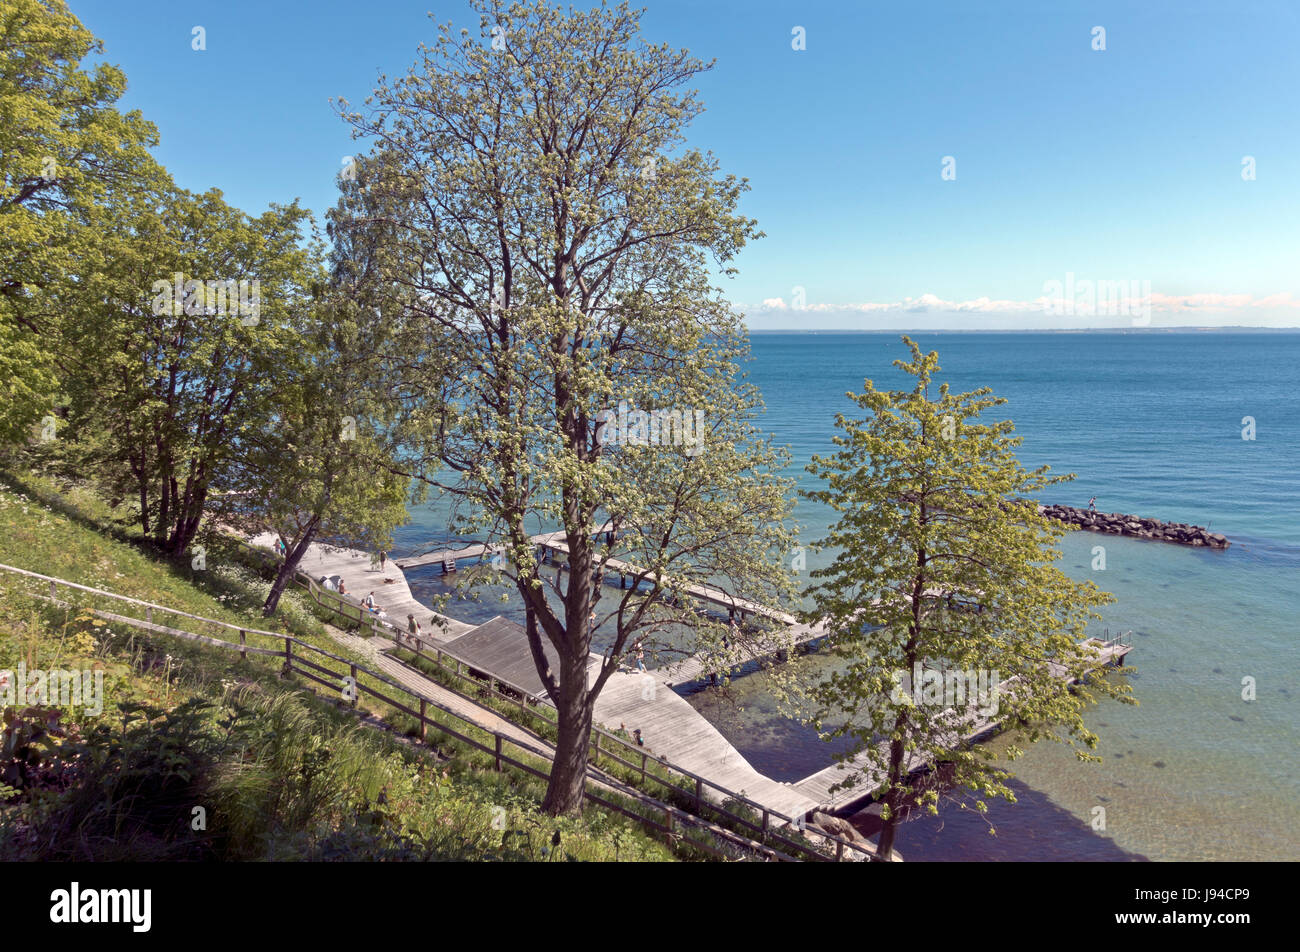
[0,560,832,863]
[232,541,879,862]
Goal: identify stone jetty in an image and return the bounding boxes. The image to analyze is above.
[1038,504,1230,548]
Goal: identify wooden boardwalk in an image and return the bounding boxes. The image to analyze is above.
[790,639,1134,812]
[538,535,798,625]
[267,533,1134,826]
[393,522,621,572]
[249,533,475,638]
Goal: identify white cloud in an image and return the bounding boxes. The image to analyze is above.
[742,290,1300,315]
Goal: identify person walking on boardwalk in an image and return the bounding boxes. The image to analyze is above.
[635,642,646,673]
[379,550,387,573]
[407,613,422,646]
[1088,496,1097,513]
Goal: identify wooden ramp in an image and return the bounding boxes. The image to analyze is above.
[427,613,822,819]
[791,639,1134,813]
[592,670,821,819]
[248,534,474,639]
[441,616,601,698]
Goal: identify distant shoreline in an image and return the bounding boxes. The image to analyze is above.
[745,326,1300,334]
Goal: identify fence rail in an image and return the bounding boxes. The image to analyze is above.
[0,560,843,862]
[240,543,877,862]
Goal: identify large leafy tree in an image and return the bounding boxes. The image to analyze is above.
[227,164,415,617]
[60,186,319,557]
[337,0,796,814]
[798,338,1134,861]
[0,0,158,443]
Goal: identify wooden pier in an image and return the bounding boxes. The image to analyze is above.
[285,531,1135,830]
[790,636,1134,813]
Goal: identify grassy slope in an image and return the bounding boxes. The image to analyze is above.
[0,468,680,861]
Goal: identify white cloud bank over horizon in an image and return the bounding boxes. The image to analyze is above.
[744,289,1300,330]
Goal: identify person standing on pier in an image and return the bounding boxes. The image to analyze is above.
[1088,497,1097,513]
[378,550,388,573]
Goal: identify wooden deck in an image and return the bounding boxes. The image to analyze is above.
[427,612,823,818]
[248,533,475,638]
[790,639,1134,812]
[268,532,1135,828]
[538,535,798,625]
[442,616,600,697]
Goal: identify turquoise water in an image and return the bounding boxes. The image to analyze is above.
[394,331,1300,861]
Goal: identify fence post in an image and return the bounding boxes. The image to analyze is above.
[494,735,503,771]
[49,580,57,599]
[146,606,153,625]
[349,664,358,708]
[283,638,292,675]
[695,777,703,812]
[640,751,647,786]
[419,699,427,741]
[664,807,674,834]
[592,731,600,765]
[239,629,247,661]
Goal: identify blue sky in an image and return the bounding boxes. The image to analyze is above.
[74,0,1300,328]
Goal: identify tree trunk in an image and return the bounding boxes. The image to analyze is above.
[542,654,593,816]
[874,737,906,863]
[137,468,149,537]
[264,521,319,616]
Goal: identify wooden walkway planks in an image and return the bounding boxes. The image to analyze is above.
[790,639,1134,811]
[592,669,822,819]
[442,616,602,698]
[249,533,475,639]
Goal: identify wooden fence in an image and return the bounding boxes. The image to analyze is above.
[0,560,856,862]
[246,545,877,862]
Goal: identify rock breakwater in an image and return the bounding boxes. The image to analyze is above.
[1039,505,1230,549]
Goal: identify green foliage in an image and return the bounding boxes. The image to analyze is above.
[0,468,686,860]
[0,0,160,444]
[795,337,1135,856]
[336,0,797,814]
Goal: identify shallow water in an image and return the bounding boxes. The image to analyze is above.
[391,332,1300,860]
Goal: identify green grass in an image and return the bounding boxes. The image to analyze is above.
[0,467,689,861]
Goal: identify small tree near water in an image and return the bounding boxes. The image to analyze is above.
[797,337,1135,861]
